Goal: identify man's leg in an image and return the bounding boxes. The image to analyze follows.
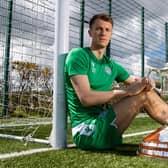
[112,90,168,134]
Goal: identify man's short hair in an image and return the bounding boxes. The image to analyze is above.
[89,13,113,28]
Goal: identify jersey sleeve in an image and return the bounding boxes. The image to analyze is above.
[65,48,89,76]
[114,62,130,82]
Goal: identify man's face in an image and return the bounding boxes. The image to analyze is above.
[88,19,112,49]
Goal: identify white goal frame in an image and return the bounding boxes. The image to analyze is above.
[0,0,70,150]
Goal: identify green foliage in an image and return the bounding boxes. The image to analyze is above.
[9,90,52,117]
[5,61,53,117]
[161,94,168,101]
[0,105,2,116]
[12,105,28,118]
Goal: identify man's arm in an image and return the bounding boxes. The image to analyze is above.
[125,75,155,91]
[70,75,147,107]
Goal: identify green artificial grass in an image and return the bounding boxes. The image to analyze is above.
[125,115,161,134]
[0,138,49,154]
[0,146,168,168]
[0,116,166,168]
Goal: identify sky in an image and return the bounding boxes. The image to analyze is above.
[135,0,168,72]
[0,0,55,67]
[83,0,168,76]
[0,0,168,79]
[119,0,168,75]
[136,0,168,20]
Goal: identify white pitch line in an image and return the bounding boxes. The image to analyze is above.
[0,121,51,128]
[0,148,54,160]
[123,130,154,138]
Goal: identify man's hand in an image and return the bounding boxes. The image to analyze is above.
[125,77,155,96]
[125,81,146,96]
[142,77,155,91]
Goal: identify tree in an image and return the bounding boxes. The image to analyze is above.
[9,61,53,117]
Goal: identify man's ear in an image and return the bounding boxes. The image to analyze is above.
[88,29,92,37]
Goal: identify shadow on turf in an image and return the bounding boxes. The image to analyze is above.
[112,143,139,156]
[83,143,139,156]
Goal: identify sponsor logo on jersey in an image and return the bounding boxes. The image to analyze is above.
[72,123,95,136]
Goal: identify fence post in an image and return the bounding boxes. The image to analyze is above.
[80,0,85,48]
[2,0,13,117]
[165,22,168,63]
[141,7,145,77]
[106,0,112,57]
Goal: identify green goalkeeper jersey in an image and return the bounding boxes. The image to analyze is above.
[64,47,130,128]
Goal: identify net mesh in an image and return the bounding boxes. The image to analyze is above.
[0,0,55,144]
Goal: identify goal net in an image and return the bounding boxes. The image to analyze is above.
[0,0,55,146]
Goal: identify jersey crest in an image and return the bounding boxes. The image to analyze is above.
[91,61,96,73]
[105,65,112,75]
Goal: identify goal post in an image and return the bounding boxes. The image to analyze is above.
[50,53,68,149]
[0,0,70,150]
[50,0,70,149]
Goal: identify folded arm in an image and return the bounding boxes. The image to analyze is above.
[70,75,149,107]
